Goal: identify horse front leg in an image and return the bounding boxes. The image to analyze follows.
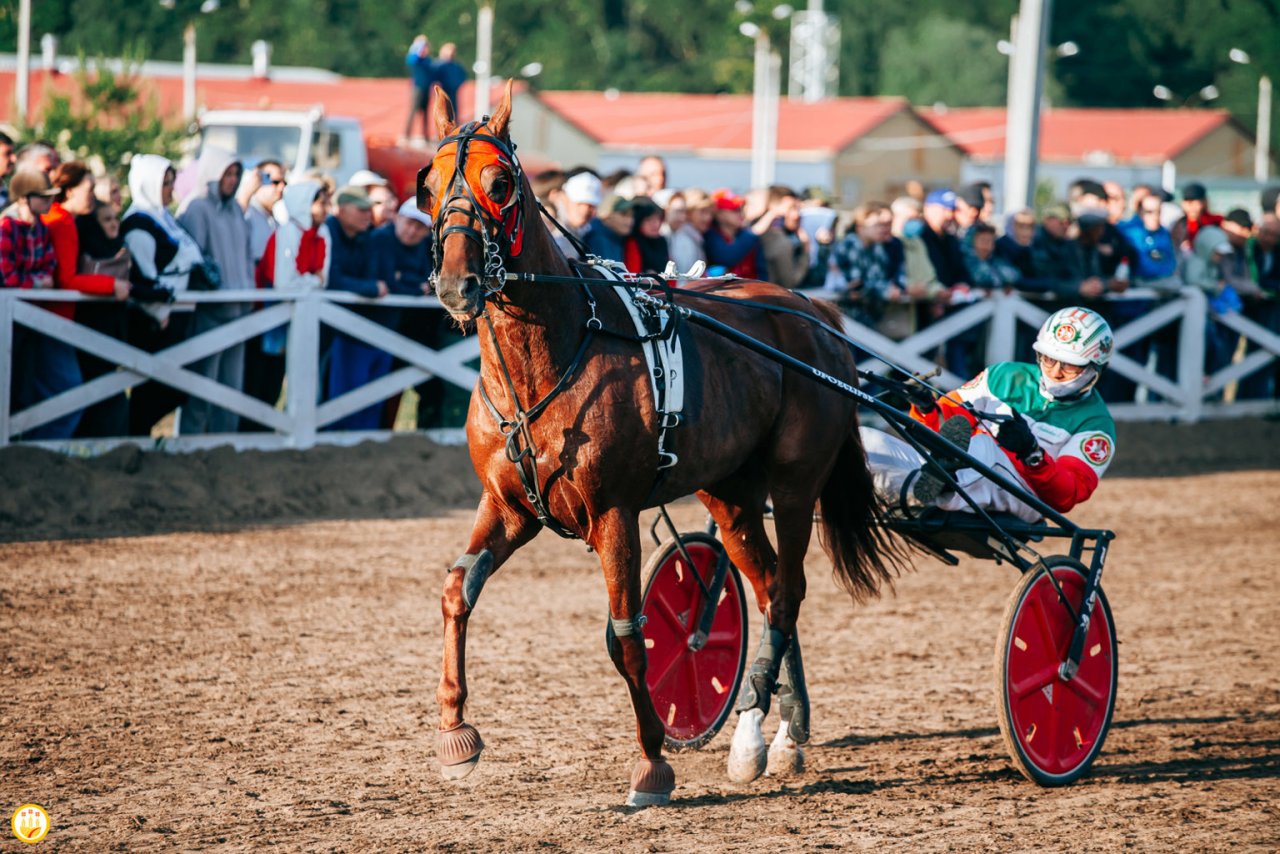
[594,507,675,807]
[438,491,539,780]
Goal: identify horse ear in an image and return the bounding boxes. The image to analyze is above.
[432,84,457,140]
[488,79,515,140]
[416,164,434,214]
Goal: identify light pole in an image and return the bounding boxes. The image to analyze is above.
[161,0,220,123]
[15,0,31,125]
[739,3,791,189]
[1002,0,1052,214]
[474,0,494,119]
[1152,83,1220,107]
[1229,48,1272,182]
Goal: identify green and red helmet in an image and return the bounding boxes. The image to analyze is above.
[1033,307,1114,369]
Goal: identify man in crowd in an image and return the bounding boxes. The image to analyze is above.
[953,184,987,239]
[636,155,667,196]
[919,189,970,289]
[433,43,468,124]
[555,170,602,258]
[14,142,59,179]
[0,131,16,208]
[238,159,287,432]
[325,186,392,430]
[1180,181,1223,248]
[584,194,632,263]
[178,145,254,434]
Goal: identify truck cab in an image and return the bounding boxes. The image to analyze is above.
[196,108,369,187]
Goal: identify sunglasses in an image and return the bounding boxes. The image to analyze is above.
[1037,354,1086,377]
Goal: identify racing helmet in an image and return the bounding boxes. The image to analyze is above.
[1033,307,1113,369]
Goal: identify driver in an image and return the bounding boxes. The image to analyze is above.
[861,307,1117,522]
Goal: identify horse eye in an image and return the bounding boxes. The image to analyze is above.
[490,174,510,198]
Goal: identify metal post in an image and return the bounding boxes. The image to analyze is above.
[286,293,320,448]
[764,46,781,186]
[1179,288,1206,423]
[1001,0,1051,214]
[474,0,494,120]
[1257,74,1272,183]
[15,0,31,125]
[750,32,771,188]
[183,22,197,122]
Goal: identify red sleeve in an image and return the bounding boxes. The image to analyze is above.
[256,233,276,288]
[910,393,977,432]
[47,217,114,295]
[624,239,642,274]
[1015,454,1099,512]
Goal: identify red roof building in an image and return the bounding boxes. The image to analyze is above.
[510,89,964,200]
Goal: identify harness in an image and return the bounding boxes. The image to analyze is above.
[429,123,686,540]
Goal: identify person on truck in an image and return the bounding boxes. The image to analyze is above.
[404,35,436,143]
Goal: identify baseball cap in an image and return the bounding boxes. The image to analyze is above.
[335,185,373,209]
[10,168,58,200]
[957,184,986,210]
[1182,181,1208,202]
[562,171,602,206]
[1224,208,1253,229]
[348,169,389,188]
[1076,206,1109,228]
[924,189,957,210]
[397,197,433,227]
[1042,202,1072,222]
[599,193,635,217]
[711,188,745,211]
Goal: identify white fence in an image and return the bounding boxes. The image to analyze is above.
[1,287,1277,454]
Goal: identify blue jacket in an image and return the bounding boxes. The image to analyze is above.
[582,219,625,263]
[705,227,769,280]
[1117,216,1178,281]
[326,215,402,329]
[406,51,436,91]
[434,59,467,104]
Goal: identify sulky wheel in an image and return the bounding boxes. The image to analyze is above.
[640,532,749,751]
[995,555,1118,786]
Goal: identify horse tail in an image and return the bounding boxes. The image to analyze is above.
[817,425,911,604]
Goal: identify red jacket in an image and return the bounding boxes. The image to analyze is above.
[42,203,115,320]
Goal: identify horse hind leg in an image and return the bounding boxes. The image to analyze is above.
[766,633,809,778]
[727,621,788,783]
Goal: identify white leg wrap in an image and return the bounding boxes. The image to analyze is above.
[765,718,805,778]
[727,708,768,784]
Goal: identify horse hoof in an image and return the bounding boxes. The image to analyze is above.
[626,757,675,807]
[766,722,805,778]
[438,723,484,780]
[727,708,767,784]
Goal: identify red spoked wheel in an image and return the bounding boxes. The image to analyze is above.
[640,532,749,751]
[995,555,1118,786]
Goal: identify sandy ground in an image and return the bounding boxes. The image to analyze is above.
[2,461,1279,851]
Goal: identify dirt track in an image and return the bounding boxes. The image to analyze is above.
[2,445,1279,850]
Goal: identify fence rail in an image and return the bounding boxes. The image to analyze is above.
[1,287,1276,454]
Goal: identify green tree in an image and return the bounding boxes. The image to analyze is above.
[879,15,1007,107]
[29,57,187,176]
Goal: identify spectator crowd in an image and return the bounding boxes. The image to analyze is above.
[4,126,1279,443]
[2,128,462,441]
[532,161,1280,404]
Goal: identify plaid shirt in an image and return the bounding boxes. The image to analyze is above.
[0,214,57,289]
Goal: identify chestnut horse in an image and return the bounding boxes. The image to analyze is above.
[423,82,902,805]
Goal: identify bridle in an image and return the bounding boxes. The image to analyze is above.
[426,120,527,296]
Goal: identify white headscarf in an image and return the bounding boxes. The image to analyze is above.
[269,179,329,291]
[123,154,187,240]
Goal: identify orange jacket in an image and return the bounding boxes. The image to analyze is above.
[42,203,115,320]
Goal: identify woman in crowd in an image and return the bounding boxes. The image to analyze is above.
[668,188,713,274]
[623,196,670,276]
[121,154,205,436]
[44,161,134,436]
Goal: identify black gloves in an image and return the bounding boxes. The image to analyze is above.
[996,410,1040,462]
[129,283,175,304]
[904,382,938,414]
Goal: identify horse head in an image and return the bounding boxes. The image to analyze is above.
[418,79,525,321]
